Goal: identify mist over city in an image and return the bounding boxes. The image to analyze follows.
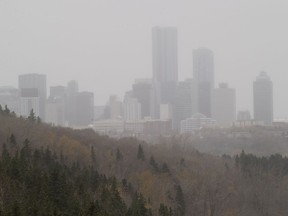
[1,1,288,215]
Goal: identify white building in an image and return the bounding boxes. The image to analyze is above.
[0,87,20,115]
[18,74,46,120]
[180,113,217,133]
[46,98,66,126]
[123,97,142,121]
[20,96,40,117]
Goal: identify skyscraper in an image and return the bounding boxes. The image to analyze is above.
[193,48,214,117]
[253,71,273,125]
[173,79,198,130]
[212,83,236,127]
[18,74,47,119]
[151,26,178,118]
[132,79,152,118]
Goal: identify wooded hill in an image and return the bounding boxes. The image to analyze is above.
[1,107,288,216]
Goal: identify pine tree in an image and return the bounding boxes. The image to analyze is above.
[116,148,123,161]
[137,145,145,161]
[149,156,159,172]
[28,109,36,122]
[9,133,17,147]
[175,185,185,216]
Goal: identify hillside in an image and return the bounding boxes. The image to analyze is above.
[1,108,288,215]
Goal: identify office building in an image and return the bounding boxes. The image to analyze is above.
[193,48,214,117]
[0,87,20,115]
[151,26,178,118]
[173,79,198,130]
[132,79,152,118]
[123,97,142,121]
[253,71,273,125]
[212,83,236,127]
[180,113,217,133]
[18,74,46,119]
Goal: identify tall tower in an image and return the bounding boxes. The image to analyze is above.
[193,48,214,117]
[18,74,47,120]
[212,83,236,127]
[253,71,273,125]
[151,26,178,118]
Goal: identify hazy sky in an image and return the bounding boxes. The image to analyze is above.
[1,0,288,118]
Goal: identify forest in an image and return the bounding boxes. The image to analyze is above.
[1,106,288,215]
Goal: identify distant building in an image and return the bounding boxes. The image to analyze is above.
[212,83,236,127]
[94,106,105,120]
[46,98,66,126]
[173,79,198,130]
[160,104,173,120]
[66,80,79,125]
[123,97,142,121]
[253,72,273,125]
[180,113,217,133]
[19,88,40,117]
[18,74,46,119]
[108,95,122,119]
[237,110,252,121]
[193,48,214,117]
[151,26,178,118]
[74,91,94,126]
[132,79,152,118]
[46,85,67,126]
[0,87,20,114]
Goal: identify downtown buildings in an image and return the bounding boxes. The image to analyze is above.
[253,72,273,125]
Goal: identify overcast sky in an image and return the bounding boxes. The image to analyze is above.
[1,0,288,118]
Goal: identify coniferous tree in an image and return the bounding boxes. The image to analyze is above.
[137,145,145,161]
[9,133,17,147]
[149,156,159,172]
[28,109,36,122]
[175,185,185,216]
[116,148,123,161]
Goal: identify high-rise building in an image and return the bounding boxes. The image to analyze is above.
[108,95,122,119]
[193,48,214,117]
[0,87,20,115]
[46,86,67,126]
[66,80,79,125]
[132,79,152,118]
[152,27,178,83]
[212,83,236,127]
[253,72,273,125]
[173,79,198,130]
[123,97,142,121]
[18,74,46,119]
[75,91,94,126]
[151,27,178,118]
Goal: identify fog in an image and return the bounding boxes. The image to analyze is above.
[1,0,288,117]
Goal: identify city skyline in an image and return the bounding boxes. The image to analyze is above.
[1,0,288,117]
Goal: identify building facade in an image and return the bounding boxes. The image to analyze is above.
[253,72,273,125]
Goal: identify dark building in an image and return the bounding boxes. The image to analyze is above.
[253,71,273,125]
[193,48,214,117]
[132,79,152,118]
[75,92,94,126]
[173,79,197,130]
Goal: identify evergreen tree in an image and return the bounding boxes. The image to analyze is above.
[137,145,145,161]
[116,148,123,161]
[149,156,159,172]
[4,105,10,116]
[162,163,170,173]
[28,109,36,122]
[9,133,17,147]
[175,185,185,216]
